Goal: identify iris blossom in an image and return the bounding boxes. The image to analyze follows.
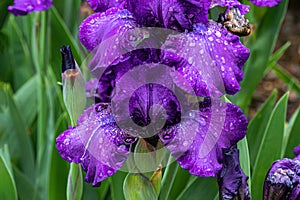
[8,0,53,16]
[263,145,300,200]
[57,0,281,189]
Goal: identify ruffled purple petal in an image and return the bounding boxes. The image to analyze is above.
[8,0,52,16]
[263,158,300,200]
[86,0,126,12]
[79,8,136,52]
[218,145,250,200]
[248,0,282,7]
[56,103,134,186]
[127,0,210,31]
[159,100,248,177]
[93,47,212,104]
[210,0,250,14]
[161,21,250,95]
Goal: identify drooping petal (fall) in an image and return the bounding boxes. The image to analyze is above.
[56,103,135,186]
[159,99,248,177]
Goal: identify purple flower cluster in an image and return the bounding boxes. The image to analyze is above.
[8,0,53,16]
[55,0,282,197]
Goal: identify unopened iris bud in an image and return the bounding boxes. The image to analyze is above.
[218,145,250,200]
[263,145,300,200]
[150,165,162,195]
[60,45,86,126]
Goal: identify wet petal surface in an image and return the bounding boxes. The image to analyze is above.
[159,100,248,177]
[8,0,53,16]
[56,103,134,186]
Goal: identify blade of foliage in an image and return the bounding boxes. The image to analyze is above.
[247,90,277,166]
[237,137,251,191]
[167,167,191,199]
[268,41,291,68]
[0,145,18,200]
[13,166,40,200]
[176,177,218,200]
[0,17,33,89]
[159,157,178,200]
[284,108,300,158]
[49,114,69,200]
[13,75,38,128]
[0,83,35,178]
[272,64,300,96]
[0,0,12,29]
[48,67,69,200]
[111,172,127,200]
[252,93,288,199]
[231,0,288,111]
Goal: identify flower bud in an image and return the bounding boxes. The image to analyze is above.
[60,45,86,126]
[263,158,300,200]
[123,173,157,200]
[150,165,162,195]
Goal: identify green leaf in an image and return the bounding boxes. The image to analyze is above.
[252,93,288,199]
[13,75,38,128]
[268,41,291,68]
[0,145,17,200]
[0,0,12,29]
[284,108,300,158]
[231,0,288,111]
[67,163,83,200]
[237,137,251,191]
[167,167,191,200]
[111,171,126,200]
[176,177,218,200]
[272,64,300,96]
[123,173,157,200]
[0,83,35,178]
[159,156,178,200]
[13,167,38,200]
[247,90,277,166]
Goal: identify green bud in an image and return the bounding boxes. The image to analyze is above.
[123,173,157,200]
[60,46,86,126]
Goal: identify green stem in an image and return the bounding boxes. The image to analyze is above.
[159,155,178,200]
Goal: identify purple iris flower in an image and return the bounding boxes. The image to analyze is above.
[263,145,300,200]
[56,0,281,188]
[8,0,53,16]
